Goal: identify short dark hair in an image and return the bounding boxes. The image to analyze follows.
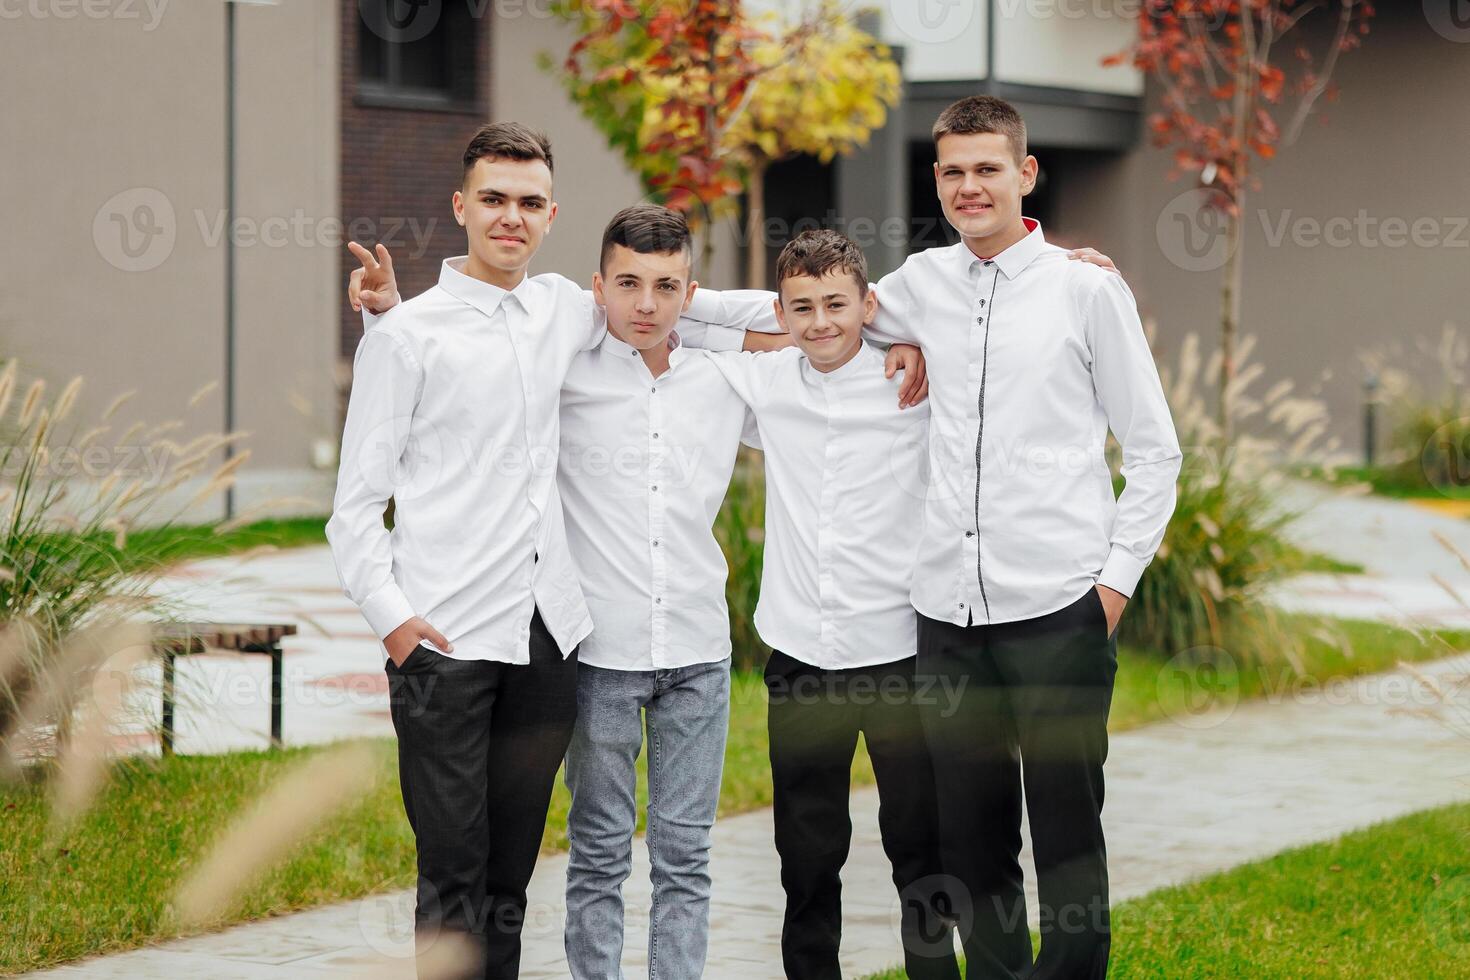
[462,122,554,178]
[599,205,693,272]
[932,95,1027,163]
[775,229,869,298]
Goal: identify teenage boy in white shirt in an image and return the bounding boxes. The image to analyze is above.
[703,229,959,980]
[328,125,801,980]
[554,205,920,979]
[861,96,1183,979]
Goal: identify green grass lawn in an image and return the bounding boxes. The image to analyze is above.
[863,800,1470,979]
[127,515,328,565]
[2,617,1463,973]
[1299,463,1470,503]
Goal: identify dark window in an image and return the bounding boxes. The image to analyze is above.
[358,0,477,109]
[907,140,956,253]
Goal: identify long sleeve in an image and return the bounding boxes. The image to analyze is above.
[865,263,924,347]
[324,328,423,639]
[1086,273,1183,597]
[679,287,782,351]
[702,349,780,412]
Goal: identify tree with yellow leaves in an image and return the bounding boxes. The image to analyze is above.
[547,0,899,282]
[726,1,900,286]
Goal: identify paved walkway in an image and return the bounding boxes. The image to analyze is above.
[25,485,1470,977]
[1268,480,1470,628]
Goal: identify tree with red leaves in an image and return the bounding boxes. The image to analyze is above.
[1110,1,1375,441]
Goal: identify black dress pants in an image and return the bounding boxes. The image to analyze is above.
[916,589,1117,980]
[765,650,961,980]
[386,608,579,980]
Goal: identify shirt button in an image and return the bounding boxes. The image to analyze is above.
[976,316,984,325]
[965,531,975,538]
[651,485,658,492]
[651,386,657,393]
[959,602,967,610]
[652,539,660,547]
[652,432,660,439]
[980,299,987,307]
[984,260,994,267]
[655,597,662,604]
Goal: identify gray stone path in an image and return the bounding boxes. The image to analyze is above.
[22,484,1470,977]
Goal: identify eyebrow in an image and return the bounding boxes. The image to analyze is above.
[476,187,549,204]
[615,273,683,284]
[938,159,1007,170]
[789,292,850,304]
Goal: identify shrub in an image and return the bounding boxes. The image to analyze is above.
[0,363,242,771]
[714,447,770,671]
[1119,332,1333,664]
[1361,325,1470,497]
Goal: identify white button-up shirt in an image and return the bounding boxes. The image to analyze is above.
[326,257,766,664]
[867,221,1183,625]
[706,342,929,669]
[559,332,752,671]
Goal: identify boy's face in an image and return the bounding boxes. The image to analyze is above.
[934,132,1037,244]
[453,156,556,279]
[775,270,875,372]
[592,244,697,350]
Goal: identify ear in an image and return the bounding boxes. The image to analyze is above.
[545,200,558,234]
[452,190,466,228]
[1020,155,1039,197]
[683,280,699,313]
[773,296,788,332]
[591,271,606,307]
[862,288,877,325]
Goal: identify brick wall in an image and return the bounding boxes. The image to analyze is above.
[338,0,493,358]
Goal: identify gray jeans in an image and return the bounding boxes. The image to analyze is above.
[563,657,731,979]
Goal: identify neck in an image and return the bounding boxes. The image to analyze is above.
[963,218,1030,262]
[463,252,528,291]
[610,322,673,377]
[811,337,862,374]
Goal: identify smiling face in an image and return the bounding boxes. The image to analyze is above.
[592,244,696,351]
[453,155,557,288]
[776,270,875,373]
[934,131,1037,254]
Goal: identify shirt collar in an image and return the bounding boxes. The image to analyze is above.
[803,338,877,384]
[962,217,1046,280]
[438,256,530,319]
[599,326,682,362]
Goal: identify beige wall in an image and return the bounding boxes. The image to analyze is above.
[993,1,1141,95]
[0,0,339,519]
[1048,6,1469,453]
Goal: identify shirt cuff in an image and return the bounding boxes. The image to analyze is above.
[359,580,416,639]
[1097,547,1148,599]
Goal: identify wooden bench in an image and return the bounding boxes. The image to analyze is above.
[154,623,297,757]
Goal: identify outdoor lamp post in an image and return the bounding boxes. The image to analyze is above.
[222,0,281,521]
